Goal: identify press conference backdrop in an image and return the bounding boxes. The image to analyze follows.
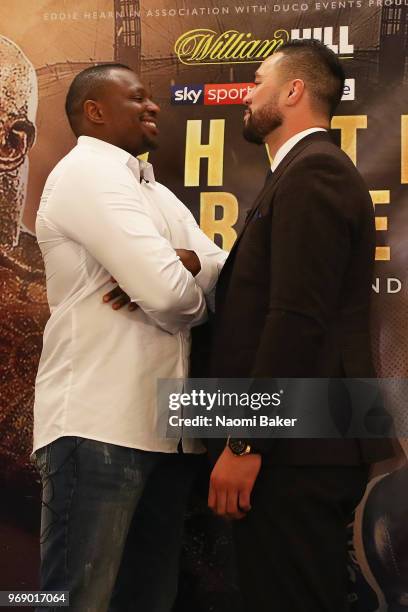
[0,1,407,610]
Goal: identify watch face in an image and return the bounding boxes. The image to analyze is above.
[229,439,248,455]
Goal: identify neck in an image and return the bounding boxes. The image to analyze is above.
[80,132,146,158]
[81,131,120,149]
[265,118,329,159]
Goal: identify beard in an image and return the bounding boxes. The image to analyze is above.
[141,132,159,151]
[243,104,283,144]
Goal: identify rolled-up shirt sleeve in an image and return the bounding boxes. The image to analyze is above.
[46,158,207,334]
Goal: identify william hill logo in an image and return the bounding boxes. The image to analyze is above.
[174,27,354,66]
[174,28,289,65]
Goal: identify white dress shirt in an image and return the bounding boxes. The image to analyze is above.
[271,127,327,172]
[34,136,227,454]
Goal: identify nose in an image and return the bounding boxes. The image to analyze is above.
[146,98,160,115]
[243,88,252,106]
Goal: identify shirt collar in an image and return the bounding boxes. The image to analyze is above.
[127,157,156,184]
[271,127,327,172]
[77,135,156,184]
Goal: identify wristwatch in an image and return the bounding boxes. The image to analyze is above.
[228,437,253,456]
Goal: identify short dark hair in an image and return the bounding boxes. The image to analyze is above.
[277,39,345,117]
[65,63,132,135]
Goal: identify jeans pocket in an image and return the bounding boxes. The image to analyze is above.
[34,445,51,477]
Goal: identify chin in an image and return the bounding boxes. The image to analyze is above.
[242,125,264,145]
[142,135,159,152]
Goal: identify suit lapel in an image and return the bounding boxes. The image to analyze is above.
[232,131,333,251]
[218,131,333,289]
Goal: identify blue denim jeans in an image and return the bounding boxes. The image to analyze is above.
[34,436,201,612]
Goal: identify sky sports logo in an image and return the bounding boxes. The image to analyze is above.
[171,79,355,106]
[171,83,254,105]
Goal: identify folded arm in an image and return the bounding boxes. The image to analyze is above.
[159,185,228,296]
[49,161,207,334]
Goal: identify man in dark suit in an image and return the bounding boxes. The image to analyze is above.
[208,40,394,612]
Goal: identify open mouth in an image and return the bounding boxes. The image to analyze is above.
[141,117,158,131]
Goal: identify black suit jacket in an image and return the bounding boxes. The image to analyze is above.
[208,131,393,465]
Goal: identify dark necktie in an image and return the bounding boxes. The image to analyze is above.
[244,169,274,225]
[263,168,274,186]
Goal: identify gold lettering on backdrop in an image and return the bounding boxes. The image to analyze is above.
[185,120,225,187]
[374,248,391,262]
[200,192,238,251]
[331,116,367,165]
[370,190,390,261]
[402,116,408,184]
[174,29,289,65]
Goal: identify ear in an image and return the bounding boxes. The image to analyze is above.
[83,99,105,125]
[0,118,35,172]
[286,79,305,107]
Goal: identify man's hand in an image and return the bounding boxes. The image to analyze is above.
[208,446,262,520]
[175,249,201,276]
[103,278,137,311]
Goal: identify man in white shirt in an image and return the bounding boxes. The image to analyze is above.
[33,63,226,612]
